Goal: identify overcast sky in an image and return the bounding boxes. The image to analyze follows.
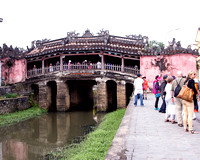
[0,0,200,49]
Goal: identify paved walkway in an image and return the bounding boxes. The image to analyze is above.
[105,93,200,160]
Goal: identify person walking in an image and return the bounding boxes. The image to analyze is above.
[164,76,177,124]
[134,73,144,106]
[182,71,198,134]
[159,75,168,113]
[171,71,185,127]
[153,75,161,110]
[142,76,148,100]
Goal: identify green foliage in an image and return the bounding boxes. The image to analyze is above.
[0,104,47,127]
[29,92,36,107]
[5,93,18,98]
[149,40,165,52]
[49,108,126,160]
[15,83,23,94]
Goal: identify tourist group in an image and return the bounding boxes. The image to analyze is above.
[134,71,199,134]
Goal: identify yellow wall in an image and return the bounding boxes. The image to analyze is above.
[196,28,200,80]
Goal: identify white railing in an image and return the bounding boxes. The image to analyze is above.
[27,63,140,78]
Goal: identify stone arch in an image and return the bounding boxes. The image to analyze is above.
[67,80,97,111]
[106,80,117,112]
[126,83,134,105]
[30,83,39,102]
[47,81,57,111]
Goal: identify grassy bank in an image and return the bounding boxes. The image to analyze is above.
[0,104,47,127]
[49,108,126,160]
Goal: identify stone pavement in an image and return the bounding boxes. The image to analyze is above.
[105,93,200,160]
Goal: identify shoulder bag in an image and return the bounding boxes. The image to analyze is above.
[177,80,194,102]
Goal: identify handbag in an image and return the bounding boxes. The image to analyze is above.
[155,93,161,98]
[177,80,194,102]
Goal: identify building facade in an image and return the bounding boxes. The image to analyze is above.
[0,29,199,86]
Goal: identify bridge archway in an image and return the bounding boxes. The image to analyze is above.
[67,80,97,111]
[126,83,134,105]
[30,84,39,102]
[106,80,117,112]
[47,81,57,111]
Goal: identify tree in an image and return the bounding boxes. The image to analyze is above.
[149,40,165,52]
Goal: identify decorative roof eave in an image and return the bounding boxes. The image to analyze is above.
[141,49,199,56]
[33,34,147,49]
[25,44,146,59]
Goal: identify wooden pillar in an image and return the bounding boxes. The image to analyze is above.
[121,55,124,72]
[101,51,104,70]
[60,54,63,71]
[117,80,126,108]
[42,58,45,74]
[95,78,107,111]
[56,80,70,111]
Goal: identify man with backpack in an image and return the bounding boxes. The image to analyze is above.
[171,71,186,127]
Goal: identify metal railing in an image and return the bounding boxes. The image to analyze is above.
[27,63,140,78]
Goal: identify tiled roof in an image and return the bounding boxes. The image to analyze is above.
[25,30,199,58]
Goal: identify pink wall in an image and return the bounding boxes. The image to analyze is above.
[140,53,198,84]
[3,140,28,160]
[1,58,27,84]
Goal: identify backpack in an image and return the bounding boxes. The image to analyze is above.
[153,80,156,94]
[174,78,182,97]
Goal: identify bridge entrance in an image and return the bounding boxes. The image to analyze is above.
[67,80,97,111]
[30,84,39,102]
[107,80,117,112]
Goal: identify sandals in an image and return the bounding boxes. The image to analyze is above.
[178,124,183,127]
[164,119,169,122]
[184,129,188,132]
[171,120,177,124]
[189,130,198,134]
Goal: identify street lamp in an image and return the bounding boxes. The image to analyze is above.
[0,18,3,22]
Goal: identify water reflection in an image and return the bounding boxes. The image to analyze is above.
[0,110,105,160]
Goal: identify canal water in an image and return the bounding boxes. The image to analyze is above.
[0,110,105,160]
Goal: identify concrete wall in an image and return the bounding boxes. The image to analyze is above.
[0,97,30,115]
[140,53,198,84]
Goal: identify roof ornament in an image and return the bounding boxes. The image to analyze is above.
[27,41,35,52]
[167,38,182,50]
[67,31,79,40]
[82,29,93,37]
[143,36,149,44]
[36,39,50,48]
[187,45,191,50]
[126,34,143,40]
[97,29,109,36]
[97,29,110,44]
[0,43,24,57]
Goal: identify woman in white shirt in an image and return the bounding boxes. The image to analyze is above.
[164,76,177,124]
